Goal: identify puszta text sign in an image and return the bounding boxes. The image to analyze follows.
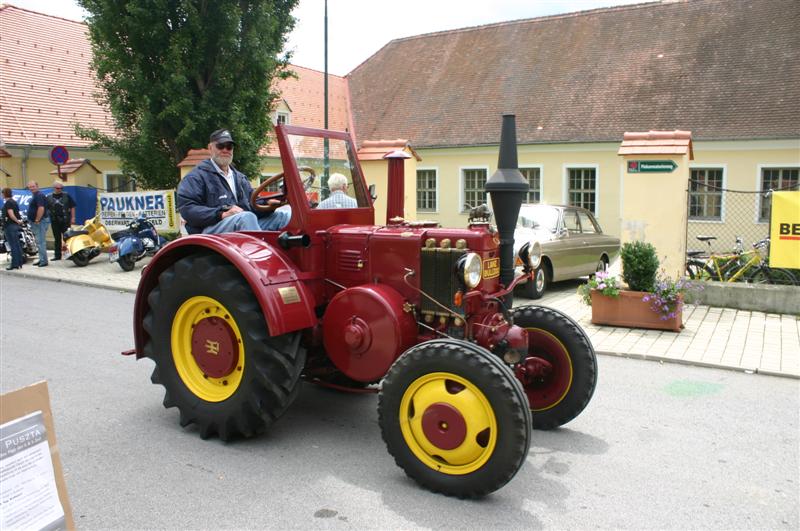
[627,160,678,173]
[99,190,178,231]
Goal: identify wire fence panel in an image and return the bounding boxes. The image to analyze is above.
[686,180,798,255]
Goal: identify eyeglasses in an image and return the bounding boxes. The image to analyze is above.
[215,143,234,151]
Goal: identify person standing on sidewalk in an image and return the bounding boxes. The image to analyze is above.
[2,188,24,270]
[26,180,50,267]
[46,181,76,261]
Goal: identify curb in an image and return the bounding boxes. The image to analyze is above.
[595,350,800,380]
[0,269,138,294]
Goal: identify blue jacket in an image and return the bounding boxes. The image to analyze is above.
[177,159,258,234]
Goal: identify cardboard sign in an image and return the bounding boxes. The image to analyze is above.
[0,381,74,530]
[769,190,800,269]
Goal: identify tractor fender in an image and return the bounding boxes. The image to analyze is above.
[132,233,317,358]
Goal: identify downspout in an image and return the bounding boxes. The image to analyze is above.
[21,146,31,182]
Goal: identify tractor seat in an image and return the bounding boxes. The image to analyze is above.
[687,250,706,258]
[695,235,717,242]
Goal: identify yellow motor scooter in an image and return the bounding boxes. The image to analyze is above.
[64,214,116,267]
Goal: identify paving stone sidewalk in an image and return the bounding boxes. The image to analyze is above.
[3,250,798,378]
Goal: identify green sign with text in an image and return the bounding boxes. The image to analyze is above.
[627,160,678,173]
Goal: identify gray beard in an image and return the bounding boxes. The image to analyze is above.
[212,154,232,169]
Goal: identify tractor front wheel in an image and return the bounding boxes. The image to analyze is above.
[142,253,306,440]
[512,305,597,429]
[378,339,531,498]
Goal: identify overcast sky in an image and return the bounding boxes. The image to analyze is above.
[12,0,646,75]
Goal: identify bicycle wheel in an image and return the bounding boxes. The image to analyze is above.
[746,266,798,286]
[686,260,712,280]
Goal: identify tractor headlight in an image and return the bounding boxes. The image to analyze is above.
[457,252,483,288]
[519,241,542,270]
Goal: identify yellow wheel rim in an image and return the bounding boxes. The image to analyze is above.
[171,296,244,402]
[399,372,497,475]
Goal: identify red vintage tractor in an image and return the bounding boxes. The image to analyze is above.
[128,115,597,498]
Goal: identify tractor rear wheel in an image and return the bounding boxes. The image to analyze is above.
[142,253,306,440]
[378,339,531,498]
[512,305,597,430]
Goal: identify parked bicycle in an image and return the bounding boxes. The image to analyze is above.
[685,235,797,285]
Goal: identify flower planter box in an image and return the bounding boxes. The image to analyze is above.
[590,290,683,332]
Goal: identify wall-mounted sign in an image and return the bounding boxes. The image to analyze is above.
[627,160,678,173]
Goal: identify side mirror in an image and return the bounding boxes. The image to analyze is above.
[368,184,378,201]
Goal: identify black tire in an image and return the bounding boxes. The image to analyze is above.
[511,305,597,430]
[595,257,608,274]
[142,253,306,441]
[685,259,705,280]
[118,253,136,272]
[70,249,91,267]
[522,265,547,299]
[746,266,798,286]
[378,339,531,498]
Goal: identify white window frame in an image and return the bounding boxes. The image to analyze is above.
[275,111,290,126]
[562,163,600,216]
[756,164,800,224]
[520,164,544,204]
[459,166,490,214]
[688,163,727,224]
[416,166,439,213]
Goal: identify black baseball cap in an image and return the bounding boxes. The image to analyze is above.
[210,129,235,145]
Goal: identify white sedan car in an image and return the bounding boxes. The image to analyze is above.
[514,204,620,299]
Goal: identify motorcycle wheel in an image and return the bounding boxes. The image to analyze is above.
[118,254,136,272]
[71,249,92,267]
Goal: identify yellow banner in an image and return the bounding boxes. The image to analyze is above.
[769,191,800,269]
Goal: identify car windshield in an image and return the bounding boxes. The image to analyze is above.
[287,134,369,208]
[517,205,560,232]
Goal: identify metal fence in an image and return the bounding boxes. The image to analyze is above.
[685,180,800,281]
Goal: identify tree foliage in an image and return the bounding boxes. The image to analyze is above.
[76,0,297,189]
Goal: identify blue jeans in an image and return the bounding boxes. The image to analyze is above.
[31,218,50,264]
[201,209,290,234]
[4,223,23,268]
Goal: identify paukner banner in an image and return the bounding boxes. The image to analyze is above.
[99,190,178,231]
[769,190,800,269]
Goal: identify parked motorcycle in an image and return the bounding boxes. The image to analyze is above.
[109,214,166,271]
[0,217,38,262]
[64,214,116,267]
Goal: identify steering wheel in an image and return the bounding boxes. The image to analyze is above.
[251,166,316,213]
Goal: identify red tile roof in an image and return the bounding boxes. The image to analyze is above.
[0,4,115,148]
[347,0,800,148]
[177,148,210,167]
[618,130,693,158]
[262,65,352,156]
[357,139,421,161]
[48,157,101,174]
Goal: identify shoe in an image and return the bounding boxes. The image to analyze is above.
[5,266,15,271]
[33,261,39,266]
[38,263,48,267]
[52,257,61,261]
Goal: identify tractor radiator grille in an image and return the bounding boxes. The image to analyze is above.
[420,248,466,316]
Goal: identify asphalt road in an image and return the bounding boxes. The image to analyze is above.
[1,275,798,529]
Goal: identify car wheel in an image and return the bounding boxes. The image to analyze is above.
[522,265,547,299]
